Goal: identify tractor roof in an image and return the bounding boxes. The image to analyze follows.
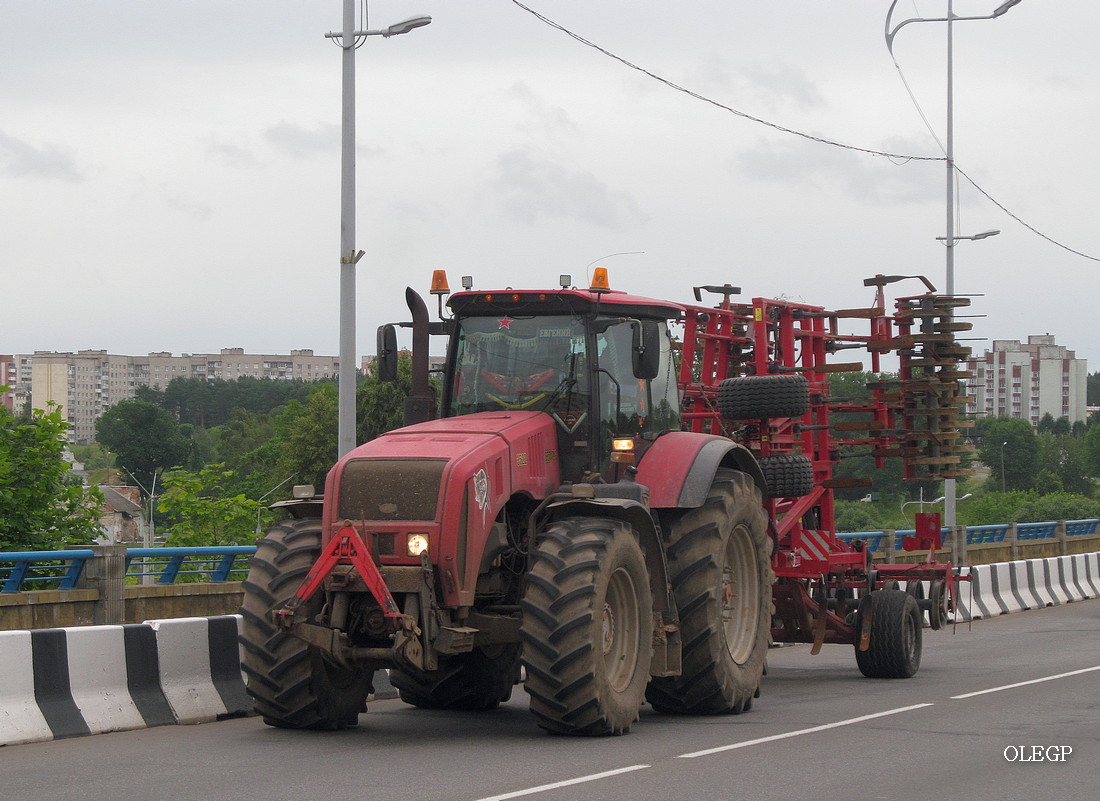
[447,288,685,322]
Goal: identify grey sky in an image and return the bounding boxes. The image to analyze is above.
[3,1,1097,366]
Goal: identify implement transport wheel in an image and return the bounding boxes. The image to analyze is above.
[853,588,923,679]
[646,468,773,715]
[239,518,373,729]
[758,454,814,498]
[391,644,521,711]
[520,517,653,736]
[718,374,810,420]
[928,578,949,631]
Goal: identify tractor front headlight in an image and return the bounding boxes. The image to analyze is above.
[406,533,430,557]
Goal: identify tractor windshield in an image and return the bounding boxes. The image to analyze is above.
[448,315,586,416]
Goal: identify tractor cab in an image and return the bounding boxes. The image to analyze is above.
[433,270,683,482]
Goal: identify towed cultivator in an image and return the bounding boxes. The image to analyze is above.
[678,275,972,669]
[240,270,971,735]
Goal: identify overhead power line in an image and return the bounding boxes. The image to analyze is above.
[509,0,1098,263]
[509,0,941,164]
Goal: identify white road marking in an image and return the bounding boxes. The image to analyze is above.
[950,665,1100,699]
[677,703,935,759]
[472,764,651,801]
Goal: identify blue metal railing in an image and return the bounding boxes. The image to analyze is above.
[1065,519,1100,537]
[0,546,255,593]
[966,524,1011,545]
[2,517,1098,593]
[837,532,886,551]
[0,550,94,593]
[125,547,256,584]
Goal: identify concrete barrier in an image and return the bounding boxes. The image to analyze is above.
[955,552,1100,621]
[0,631,52,746]
[1078,553,1100,596]
[0,616,251,747]
[146,615,251,724]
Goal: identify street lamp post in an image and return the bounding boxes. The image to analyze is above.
[327,3,432,458]
[885,0,1022,534]
[1000,440,1008,492]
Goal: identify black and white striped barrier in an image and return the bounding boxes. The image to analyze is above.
[0,615,251,747]
[955,553,1100,621]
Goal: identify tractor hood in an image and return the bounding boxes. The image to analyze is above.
[322,411,562,606]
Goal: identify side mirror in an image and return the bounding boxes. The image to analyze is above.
[376,324,398,382]
[631,321,660,380]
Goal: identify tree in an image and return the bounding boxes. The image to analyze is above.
[0,397,103,550]
[1013,492,1100,524]
[157,464,261,547]
[215,408,275,469]
[95,399,192,492]
[979,418,1038,492]
[1087,371,1100,406]
[1084,423,1100,477]
[274,357,423,492]
[1035,432,1091,496]
[277,384,339,490]
[357,352,416,444]
[159,376,323,428]
[962,490,1033,527]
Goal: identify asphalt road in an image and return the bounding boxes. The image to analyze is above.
[2,600,1097,801]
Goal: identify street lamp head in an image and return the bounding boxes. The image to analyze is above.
[971,229,1000,240]
[384,15,432,37]
[993,0,1024,17]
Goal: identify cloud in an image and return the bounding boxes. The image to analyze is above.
[491,149,647,227]
[263,122,341,159]
[741,61,825,110]
[206,138,260,167]
[735,137,940,206]
[0,129,81,181]
[503,83,581,140]
[162,190,214,221]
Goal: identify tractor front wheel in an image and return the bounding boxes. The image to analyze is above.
[239,518,373,729]
[520,517,653,735]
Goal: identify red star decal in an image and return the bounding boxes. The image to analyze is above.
[498,316,513,329]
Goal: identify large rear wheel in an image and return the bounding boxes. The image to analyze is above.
[239,518,373,729]
[520,517,653,735]
[646,468,773,715]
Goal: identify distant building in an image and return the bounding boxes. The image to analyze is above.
[966,335,1088,426]
[13,348,341,444]
[0,354,14,411]
[361,350,447,375]
[98,485,146,545]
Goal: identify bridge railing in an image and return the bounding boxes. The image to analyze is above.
[4,519,1099,594]
[1,546,254,593]
[836,517,1099,563]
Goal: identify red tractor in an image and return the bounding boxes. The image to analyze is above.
[240,270,970,735]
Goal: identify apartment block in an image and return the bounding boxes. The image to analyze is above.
[15,348,340,444]
[966,335,1088,426]
[1,355,15,411]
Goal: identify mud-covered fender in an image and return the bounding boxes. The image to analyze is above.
[635,431,766,509]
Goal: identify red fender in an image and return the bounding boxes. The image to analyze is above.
[635,431,765,509]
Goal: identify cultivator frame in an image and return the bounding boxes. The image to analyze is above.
[676,275,971,650]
